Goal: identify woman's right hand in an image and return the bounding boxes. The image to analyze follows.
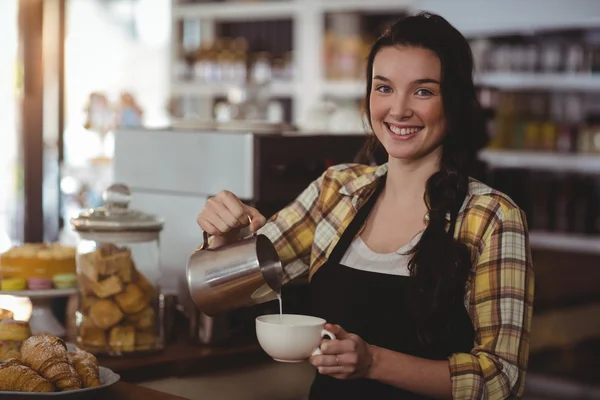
[196,190,267,237]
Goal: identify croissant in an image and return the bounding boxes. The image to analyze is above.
[0,358,54,392]
[20,334,81,391]
[0,340,20,360]
[68,348,101,388]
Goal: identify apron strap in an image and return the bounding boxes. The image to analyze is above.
[327,177,386,266]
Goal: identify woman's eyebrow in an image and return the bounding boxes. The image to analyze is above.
[413,78,440,85]
[373,75,440,85]
[373,75,391,82]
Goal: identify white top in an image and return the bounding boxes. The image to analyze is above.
[339,232,423,276]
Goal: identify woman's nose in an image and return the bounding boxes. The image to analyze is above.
[389,95,413,120]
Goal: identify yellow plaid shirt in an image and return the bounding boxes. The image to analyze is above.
[258,163,534,400]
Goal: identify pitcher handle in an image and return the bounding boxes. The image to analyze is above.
[199,215,254,251]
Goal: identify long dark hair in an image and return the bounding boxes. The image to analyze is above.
[363,12,488,349]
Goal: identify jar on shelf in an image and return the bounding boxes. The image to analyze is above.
[71,184,164,356]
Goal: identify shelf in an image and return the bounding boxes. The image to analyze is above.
[478,149,600,174]
[322,80,364,98]
[530,232,600,255]
[171,81,297,97]
[475,72,600,92]
[316,0,413,13]
[172,1,299,21]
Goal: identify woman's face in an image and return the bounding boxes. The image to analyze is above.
[369,46,446,162]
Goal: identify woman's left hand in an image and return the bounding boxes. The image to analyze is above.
[308,324,375,380]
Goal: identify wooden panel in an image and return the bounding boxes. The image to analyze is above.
[19,0,44,243]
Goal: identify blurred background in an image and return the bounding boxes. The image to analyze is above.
[1,0,600,398]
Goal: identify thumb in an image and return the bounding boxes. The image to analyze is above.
[325,323,350,339]
[244,206,267,232]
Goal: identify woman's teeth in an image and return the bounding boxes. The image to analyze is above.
[387,124,422,136]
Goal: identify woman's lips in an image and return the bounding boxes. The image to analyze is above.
[384,122,424,140]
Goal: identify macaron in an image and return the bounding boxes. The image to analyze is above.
[27,277,53,290]
[1,278,26,291]
[52,273,77,289]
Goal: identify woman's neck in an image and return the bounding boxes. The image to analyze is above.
[384,148,442,204]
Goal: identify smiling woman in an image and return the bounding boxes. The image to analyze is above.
[196,11,533,400]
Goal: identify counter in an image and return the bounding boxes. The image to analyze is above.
[92,381,188,400]
[98,336,268,383]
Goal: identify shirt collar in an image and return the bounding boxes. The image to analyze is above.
[339,163,388,196]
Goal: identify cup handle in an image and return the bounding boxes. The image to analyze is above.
[311,329,336,356]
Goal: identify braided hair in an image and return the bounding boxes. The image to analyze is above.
[362,12,488,349]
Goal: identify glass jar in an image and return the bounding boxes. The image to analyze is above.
[71,184,164,356]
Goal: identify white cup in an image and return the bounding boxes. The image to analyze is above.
[256,314,336,363]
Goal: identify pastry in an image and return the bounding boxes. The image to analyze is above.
[97,247,131,275]
[0,243,76,280]
[89,299,123,330]
[20,334,81,391]
[78,273,95,296]
[0,319,31,341]
[0,308,14,321]
[52,273,77,289]
[27,277,53,290]
[80,326,107,348]
[0,340,20,360]
[68,348,101,388]
[92,275,123,298]
[81,296,100,313]
[0,358,54,392]
[0,278,26,291]
[126,306,155,330]
[133,269,157,302]
[108,325,135,352]
[135,330,156,351]
[79,251,100,282]
[115,284,146,314]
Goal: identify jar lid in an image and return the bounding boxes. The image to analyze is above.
[71,184,164,233]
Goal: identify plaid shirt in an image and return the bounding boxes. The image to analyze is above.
[259,163,534,400]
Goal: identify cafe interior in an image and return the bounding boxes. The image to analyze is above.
[1,0,600,398]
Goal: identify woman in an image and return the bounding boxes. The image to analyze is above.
[197,12,534,400]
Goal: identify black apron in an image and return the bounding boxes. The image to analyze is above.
[309,178,474,400]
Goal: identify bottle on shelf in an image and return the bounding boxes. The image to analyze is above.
[250,51,272,85]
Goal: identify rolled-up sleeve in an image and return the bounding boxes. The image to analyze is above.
[449,207,534,399]
[258,173,324,284]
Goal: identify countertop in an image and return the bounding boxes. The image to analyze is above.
[98,335,268,383]
[91,381,188,400]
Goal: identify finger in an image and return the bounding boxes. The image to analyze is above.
[196,215,220,236]
[325,324,350,339]
[309,354,339,367]
[320,339,356,355]
[202,208,233,234]
[219,191,249,226]
[205,197,241,230]
[245,206,267,232]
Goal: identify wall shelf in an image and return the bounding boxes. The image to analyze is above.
[171,81,297,98]
[530,232,600,255]
[316,0,413,13]
[475,72,600,92]
[478,149,600,174]
[172,1,300,21]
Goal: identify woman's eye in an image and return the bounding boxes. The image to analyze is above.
[375,85,392,94]
[416,88,433,96]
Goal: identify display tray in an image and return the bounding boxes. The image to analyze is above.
[0,365,120,398]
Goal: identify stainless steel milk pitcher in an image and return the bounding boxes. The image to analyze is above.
[186,224,283,317]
